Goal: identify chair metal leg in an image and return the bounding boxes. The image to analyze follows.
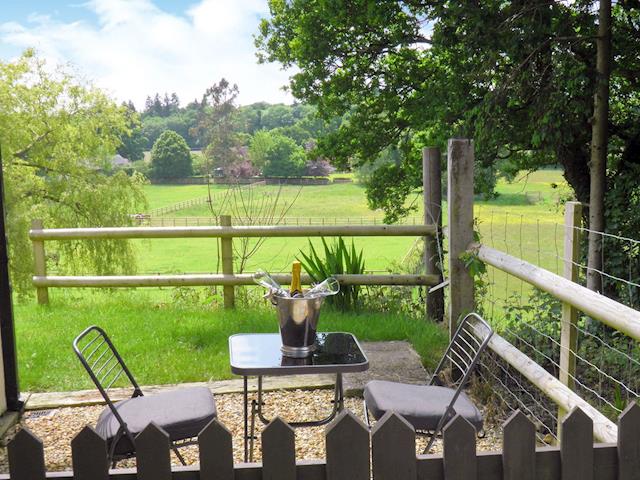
[362,398,371,428]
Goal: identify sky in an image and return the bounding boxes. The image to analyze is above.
[0,0,294,108]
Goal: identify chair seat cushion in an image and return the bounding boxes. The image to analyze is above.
[364,380,483,431]
[96,386,216,455]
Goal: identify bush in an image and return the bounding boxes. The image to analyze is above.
[262,134,306,177]
[225,159,257,178]
[149,130,193,179]
[305,158,335,177]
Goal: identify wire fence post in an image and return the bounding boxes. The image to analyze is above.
[220,215,235,308]
[447,138,475,338]
[558,201,582,437]
[423,147,444,322]
[31,219,49,305]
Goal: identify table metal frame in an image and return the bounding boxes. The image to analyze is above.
[243,373,344,462]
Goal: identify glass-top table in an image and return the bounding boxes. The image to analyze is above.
[228,332,369,461]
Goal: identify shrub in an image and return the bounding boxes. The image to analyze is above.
[225,159,257,178]
[305,158,335,177]
[150,130,193,178]
[298,237,364,311]
[262,134,306,177]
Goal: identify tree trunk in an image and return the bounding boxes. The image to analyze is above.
[586,0,611,295]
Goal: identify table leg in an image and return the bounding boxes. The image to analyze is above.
[243,376,248,462]
[335,372,344,411]
[249,376,262,462]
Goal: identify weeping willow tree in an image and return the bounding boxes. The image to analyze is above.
[0,49,147,296]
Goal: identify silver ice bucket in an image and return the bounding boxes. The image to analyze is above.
[272,296,324,358]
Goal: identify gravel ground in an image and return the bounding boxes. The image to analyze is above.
[0,389,505,472]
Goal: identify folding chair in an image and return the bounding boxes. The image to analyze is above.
[73,326,217,466]
[363,312,493,453]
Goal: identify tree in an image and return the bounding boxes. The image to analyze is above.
[0,50,147,294]
[587,0,612,294]
[256,1,640,221]
[249,129,276,169]
[192,79,243,173]
[149,130,193,178]
[262,134,306,177]
[117,102,147,161]
[260,104,295,130]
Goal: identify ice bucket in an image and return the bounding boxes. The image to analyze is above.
[272,295,324,358]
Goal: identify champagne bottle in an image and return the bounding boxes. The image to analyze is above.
[290,261,303,297]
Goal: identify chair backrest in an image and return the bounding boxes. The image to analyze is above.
[429,312,493,387]
[73,326,142,404]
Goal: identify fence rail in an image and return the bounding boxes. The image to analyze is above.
[29,220,437,306]
[5,405,640,480]
[147,196,212,217]
[134,216,424,227]
[32,273,439,288]
[29,224,435,240]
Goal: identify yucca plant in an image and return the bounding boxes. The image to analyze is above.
[297,237,365,311]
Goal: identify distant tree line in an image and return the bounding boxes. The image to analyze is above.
[118,84,342,179]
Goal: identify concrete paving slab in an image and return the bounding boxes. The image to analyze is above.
[344,341,427,396]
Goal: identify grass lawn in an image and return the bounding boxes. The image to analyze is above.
[15,291,447,392]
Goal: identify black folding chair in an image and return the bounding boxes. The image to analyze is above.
[73,326,217,466]
[363,312,493,453]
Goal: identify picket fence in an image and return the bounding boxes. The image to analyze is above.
[3,405,640,480]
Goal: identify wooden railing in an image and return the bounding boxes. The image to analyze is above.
[29,220,439,307]
[133,216,424,227]
[4,405,639,480]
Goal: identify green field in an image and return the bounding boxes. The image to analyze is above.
[134,171,566,277]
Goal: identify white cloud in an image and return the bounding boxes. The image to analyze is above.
[0,0,293,108]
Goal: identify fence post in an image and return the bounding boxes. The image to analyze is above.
[31,219,49,305]
[423,147,444,322]
[220,215,235,308]
[558,201,582,436]
[447,138,475,337]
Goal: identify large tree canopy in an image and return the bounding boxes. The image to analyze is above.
[0,50,146,294]
[257,1,640,222]
[150,130,193,179]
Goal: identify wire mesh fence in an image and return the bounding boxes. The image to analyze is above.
[473,204,640,442]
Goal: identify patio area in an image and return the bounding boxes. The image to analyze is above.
[0,339,505,471]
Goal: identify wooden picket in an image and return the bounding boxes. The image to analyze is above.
[1,407,638,479]
[326,410,370,480]
[198,419,234,480]
[372,412,416,480]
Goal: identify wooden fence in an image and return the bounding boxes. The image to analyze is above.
[29,222,439,307]
[4,405,640,480]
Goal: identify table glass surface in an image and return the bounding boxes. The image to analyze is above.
[229,332,369,375]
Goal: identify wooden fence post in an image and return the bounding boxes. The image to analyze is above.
[31,219,49,305]
[447,138,475,337]
[220,215,235,308]
[558,201,582,435]
[423,147,444,322]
